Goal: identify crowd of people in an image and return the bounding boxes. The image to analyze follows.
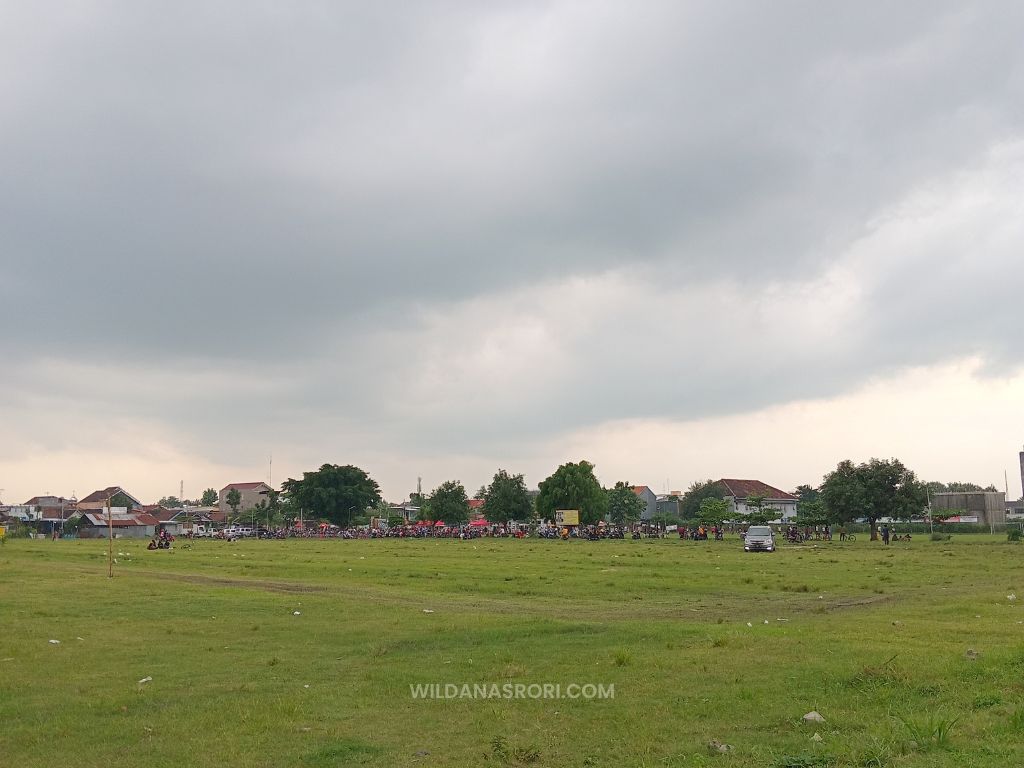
[170,520,912,546]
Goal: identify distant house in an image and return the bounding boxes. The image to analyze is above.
[718,479,798,522]
[20,495,78,532]
[468,498,485,522]
[219,482,272,516]
[389,504,421,524]
[631,486,658,520]
[77,510,159,539]
[77,487,142,513]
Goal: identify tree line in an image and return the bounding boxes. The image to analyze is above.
[253,456,977,542]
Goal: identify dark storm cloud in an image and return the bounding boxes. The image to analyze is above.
[1,1,1022,463]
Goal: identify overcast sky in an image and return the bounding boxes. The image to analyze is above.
[2,1,1023,506]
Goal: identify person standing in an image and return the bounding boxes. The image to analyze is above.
[881,524,890,545]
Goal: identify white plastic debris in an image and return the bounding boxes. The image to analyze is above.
[764,619,769,624]
[138,676,152,684]
[811,732,823,742]
[303,684,310,689]
[48,639,61,645]
[423,609,435,614]
[1008,594,1017,601]
[802,711,825,723]
[746,622,753,627]
[293,611,301,616]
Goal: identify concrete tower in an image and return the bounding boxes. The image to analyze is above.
[1019,444,1024,501]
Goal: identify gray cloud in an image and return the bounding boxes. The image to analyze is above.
[2,1,1023,488]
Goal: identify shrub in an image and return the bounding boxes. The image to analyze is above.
[931,532,952,542]
[1007,529,1022,542]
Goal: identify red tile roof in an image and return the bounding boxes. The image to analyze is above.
[631,486,650,495]
[468,499,484,509]
[79,487,141,505]
[717,479,797,501]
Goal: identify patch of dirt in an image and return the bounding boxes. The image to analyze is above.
[138,571,327,594]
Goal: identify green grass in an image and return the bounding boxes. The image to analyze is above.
[1,535,1023,766]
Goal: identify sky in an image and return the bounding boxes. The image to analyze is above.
[2,1,1023,506]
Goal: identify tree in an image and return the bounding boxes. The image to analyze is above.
[680,480,724,519]
[741,494,775,525]
[482,469,533,524]
[821,458,927,541]
[925,481,997,494]
[428,480,471,526]
[372,499,392,522]
[225,488,242,521]
[281,464,382,528]
[156,495,181,508]
[794,484,820,504]
[794,499,829,526]
[536,461,607,525]
[200,488,218,506]
[607,482,645,526]
[697,497,729,524]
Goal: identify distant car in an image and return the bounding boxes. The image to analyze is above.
[743,525,775,552]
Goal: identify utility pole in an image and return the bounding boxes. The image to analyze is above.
[107,493,114,578]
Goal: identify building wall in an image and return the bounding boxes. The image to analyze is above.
[932,491,1006,525]
[728,498,798,522]
[638,488,657,520]
[219,484,271,515]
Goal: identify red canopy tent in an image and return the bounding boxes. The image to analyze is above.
[469,519,488,527]
[434,520,445,527]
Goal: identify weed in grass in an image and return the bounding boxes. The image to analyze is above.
[848,655,908,692]
[774,755,836,767]
[489,735,540,764]
[856,735,897,767]
[613,649,632,667]
[1008,707,1024,731]
[972,693,1001,709]
[898,712,960,751]
[304,738,381,766]
[711,637,728,648]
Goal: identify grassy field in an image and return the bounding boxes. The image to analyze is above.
[2,535,1023,767]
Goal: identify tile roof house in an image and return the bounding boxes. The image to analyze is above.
[77,510,159,538]
[717,479,798,522]
[22,496,78,529]
[77,487,143,512]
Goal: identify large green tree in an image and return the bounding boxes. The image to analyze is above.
[794,499,829,526]
[698,497,730,524]
[482,469,532,524]
[821,458,927,540]
[606,482,645,526]
[794,484,820,504]
[200,488,218,506]
[680,479,724,519]
[428,480,471,526]
[536,460,607,525]
[281,464,381,527]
